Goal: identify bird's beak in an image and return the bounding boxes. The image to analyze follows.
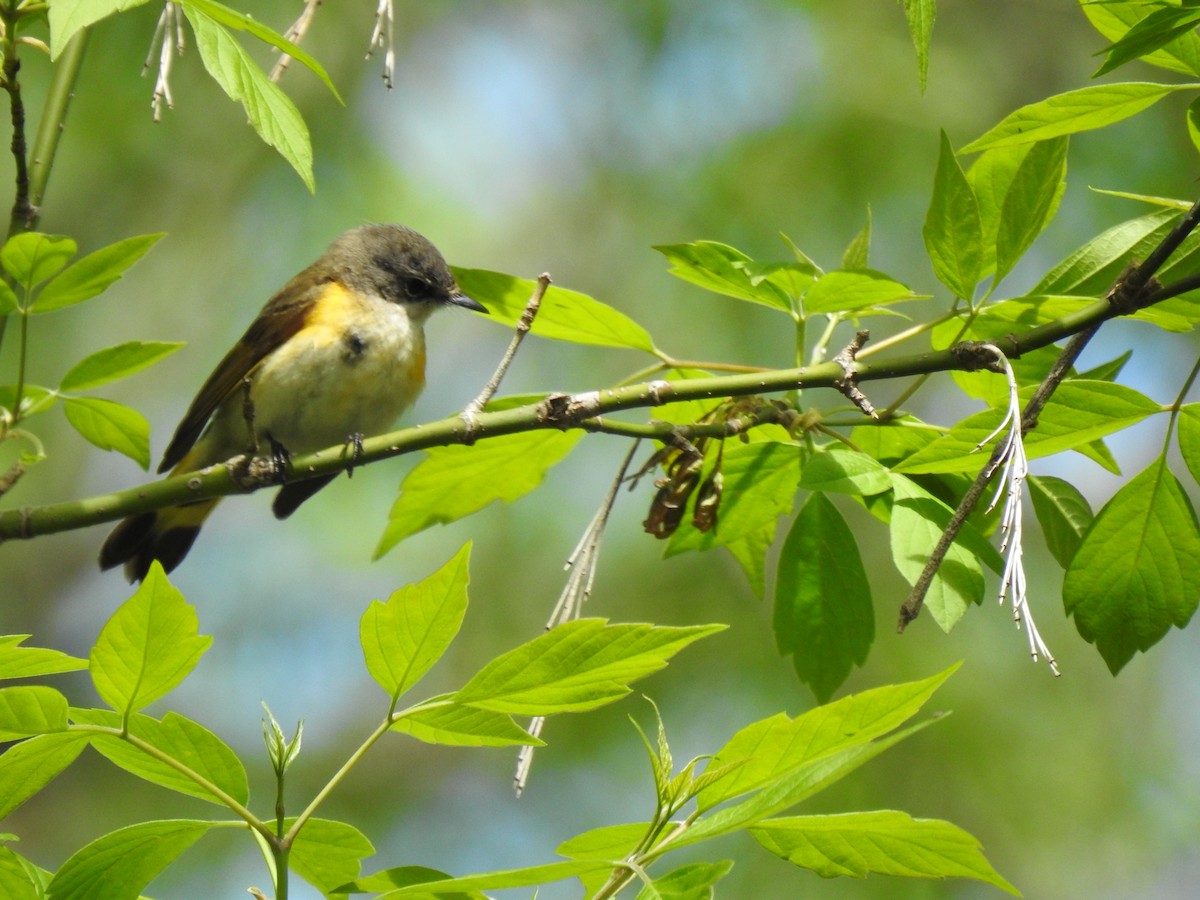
[448,289,488,313]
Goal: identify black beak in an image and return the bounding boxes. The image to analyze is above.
[448,289,487,313]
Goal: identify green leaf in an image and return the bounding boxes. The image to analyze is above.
[666,440,800,555]
[59,341,185,392]
[1189,96,1200,155]
[341,861,606,895]
[376,421,581,557]
[897,0,936,91]
[0,281,17,314]
[894,381,1162,475]
[1084,1,1200,76]
[0,687,69,740]
[362,544,471,699]
[391,698,543,747]
[0,384,57,420]
[452,268,656,350]
[751,811,1018,894]
[557,822,647,860]
[653,241,798,313]
[994,137,1068,284]
[636,861,733,900]
[287,818,375,896]
[923,131,983,299]
[183,5,315,191]
[798,445,891,495]
[181,0,341,100]
[62,396,152,469]
[455,619,723,715]
[842,207,872,269]
[774,493,873,703]
[1178,403,1200,487]
[1094,6,1200,78]
[889,475,993,632]
[0,732,89,820]
[723,521,775,599]
[1,233,76,287]
[0,845,46,900]
[49,0,152,58]
[802,269,920,314]
[333,865,483,898]
[33,234,164,313]
[1064,456,1200,674]
[960,82,1200,154]
[1028,475,1093,569]
[1033,208,1179,296]
[90,563,212,716]
[0,635,87,679]
[695,664,957,813]
[71,708,248,805]
[46,819,213,900]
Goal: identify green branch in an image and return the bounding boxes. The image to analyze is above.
[0,282,1176,543]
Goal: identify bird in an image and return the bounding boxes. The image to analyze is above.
[99,223,485,582]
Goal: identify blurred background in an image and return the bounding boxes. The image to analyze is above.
[2,0,1199,897]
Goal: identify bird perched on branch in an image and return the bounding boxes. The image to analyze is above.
[100,224,485,581]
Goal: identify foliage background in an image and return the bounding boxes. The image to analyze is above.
[1,1,1199,897]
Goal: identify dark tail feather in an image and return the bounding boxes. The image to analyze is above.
[272,474,338,519]
[99,501,216,582]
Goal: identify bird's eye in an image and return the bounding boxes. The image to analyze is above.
[404,276,429,298]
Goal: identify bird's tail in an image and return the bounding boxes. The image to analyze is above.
[99,499,220,582]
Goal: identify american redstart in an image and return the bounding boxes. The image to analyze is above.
[100,223,485,582]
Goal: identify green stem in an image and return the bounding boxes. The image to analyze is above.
[27,28,89,217]
[1160,349,1200,455]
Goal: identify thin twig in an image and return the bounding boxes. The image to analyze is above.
[833,329,878,418]
[514,441,639,796]
[270,0,323,83]
[461,273,549,432]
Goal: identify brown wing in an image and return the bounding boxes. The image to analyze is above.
[157,272,327,473]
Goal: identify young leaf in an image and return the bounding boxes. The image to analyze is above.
[59,342,185,392]
[49,0,154,59]
[0,732,89,820]
[181,0,341,100]
[0,281,18,314]
[1,233,76,287]
[723,521,776,599]
[32,234,164,313]
[635,861,733,900]
[1028,475,1094,568]
[653,241,796,312]
[774,493,874,703]
[666,440,800,556]
[286,818,375,896]
[994,136,1068,284]
[923,131,983,300]
[71,708,248,806]
[339,860,607,895]
[894,381,1162,475]
[897,0,936,91]
[391,698,543,747]
[889,475,992,632]
[62,396,151,469]
[332,866,481,897]
[1033,207,1178,296]
[695,664,958,813]
[90,563,212,716]
[0,845,44,900]
[376,423,581,557]
[797,445,891,496]
[46,819,213,900]
[1083,0,1200,76]
[361,543,471,699]
[183,6,315,191]
[0,384,57,420]
[0,635,87,679]
[452,268,656,350]
[750,811,1018,894]
[1064,457,1200,674]
[842,207,872,269]
[1094,6,1200,78]
[557,822,649,861]
[960,82,1200,154]
[1178,403,1200,487]
[0,686,69,740]
[802,269,919,314]
[455,619,724,715]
